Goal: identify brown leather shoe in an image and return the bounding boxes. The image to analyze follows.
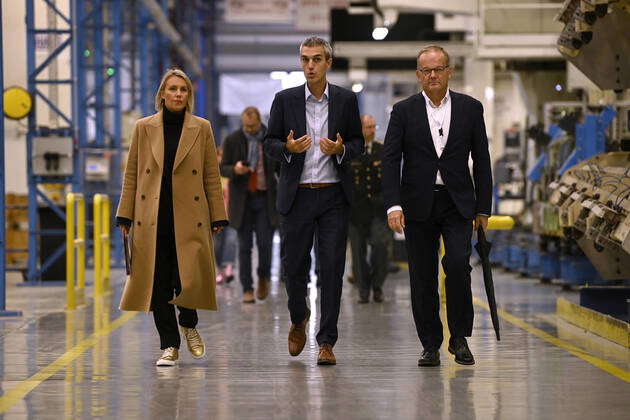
[317,343,336,365]
[242,290,255,304]
[256,276,270,300]
[288,308,310,356]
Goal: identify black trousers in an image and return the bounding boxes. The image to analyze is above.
[280,185,348,346]
[237,192,274,292]
[349,217,391,298]
[152,233,198,350]
[404,188,473,351]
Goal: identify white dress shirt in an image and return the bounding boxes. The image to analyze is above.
[422,89,451,184]
[285,83,344,183]
[386,90,451,215]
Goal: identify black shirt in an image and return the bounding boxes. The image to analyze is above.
[157,107,185,235]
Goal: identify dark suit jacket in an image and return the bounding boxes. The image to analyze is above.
[220,125,279,230]
[350,141,386,226]
[263,83,364,214]
[381,90,492,221]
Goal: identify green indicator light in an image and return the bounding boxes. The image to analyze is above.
[83,49,91,57]
[106,67,115,76]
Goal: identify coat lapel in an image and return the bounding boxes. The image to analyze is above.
[415,94,438,159]
[148,112,164,170]
[173,112,201,172]
[442,90,460,155]
[292,85,307,137]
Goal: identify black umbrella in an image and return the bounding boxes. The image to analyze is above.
[474,226,500,341]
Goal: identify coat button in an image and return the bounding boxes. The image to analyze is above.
[192,169,198,175]
[146,168,150,174]
[194,196,199,201]
[141,195,145,200]
[137,221,141,226]
[197,222,202,227]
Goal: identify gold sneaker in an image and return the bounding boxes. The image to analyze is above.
[182,327,206,359]
[156,347,178,366]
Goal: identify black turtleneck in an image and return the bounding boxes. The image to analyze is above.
[157,107,186,235]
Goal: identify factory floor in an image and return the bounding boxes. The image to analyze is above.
[1,255,629,419]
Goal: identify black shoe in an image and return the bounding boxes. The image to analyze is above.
[373,288,383,303]
[357,295,369,304]
[417,350,440,367]
[448,337,475,365]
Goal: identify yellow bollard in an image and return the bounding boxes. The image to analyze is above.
[76,197,86,305]
[66,194,76,310]
[488,215,515,230]
[102,196,111,291]
[439,238,446,302]
[93,194,103,297]
[66,193,85,310]
[93,194,111,296]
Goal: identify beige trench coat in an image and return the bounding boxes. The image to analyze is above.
[116,111,227,312]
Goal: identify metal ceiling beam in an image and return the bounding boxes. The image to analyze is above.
[138,0,202,77]
[333,41,473,60]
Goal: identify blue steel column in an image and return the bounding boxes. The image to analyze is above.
[0,0,3,306]
[0,1,21,315]
[195,6,207,118]
[111,0,123,265]
[94,0,104,146]
[138,6,151,116]
[209,0,219,130]
[72,0,86,193]
[25,0,39,281]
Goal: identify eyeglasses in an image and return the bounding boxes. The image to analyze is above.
[418,66,449,76]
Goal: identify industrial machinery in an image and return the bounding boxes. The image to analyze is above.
[525,0,630,317]
[548,152,630,280]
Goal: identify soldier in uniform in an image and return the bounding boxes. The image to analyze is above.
[349,115,392,303]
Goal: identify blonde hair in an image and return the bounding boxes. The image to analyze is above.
[154,68,195,113]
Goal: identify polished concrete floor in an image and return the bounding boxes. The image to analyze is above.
[1,255,629,419]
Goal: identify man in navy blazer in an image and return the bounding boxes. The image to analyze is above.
[264,37,363,365]
[382,45,492,367]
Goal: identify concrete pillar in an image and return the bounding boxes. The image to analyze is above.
[463,57,496,160]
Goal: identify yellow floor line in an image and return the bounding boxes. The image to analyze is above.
[473,296,630,383]
[0,311,137,414]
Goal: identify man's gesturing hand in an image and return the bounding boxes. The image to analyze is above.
[286,130,312,154]
[387,210,405,234]
[320,132,344,156]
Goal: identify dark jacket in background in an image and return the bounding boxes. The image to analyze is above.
[220,125,279,230]
[350,141,386,226]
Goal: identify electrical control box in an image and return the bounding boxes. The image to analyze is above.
[32,136,74,176]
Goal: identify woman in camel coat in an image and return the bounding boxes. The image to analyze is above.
[117,68,227,366]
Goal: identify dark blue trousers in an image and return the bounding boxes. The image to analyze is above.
[237,192,274,292]
[404,189,474,351]
[280,185,349,346]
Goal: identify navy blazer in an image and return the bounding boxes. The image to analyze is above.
[263,83,364,215]
[381,90,492,221]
